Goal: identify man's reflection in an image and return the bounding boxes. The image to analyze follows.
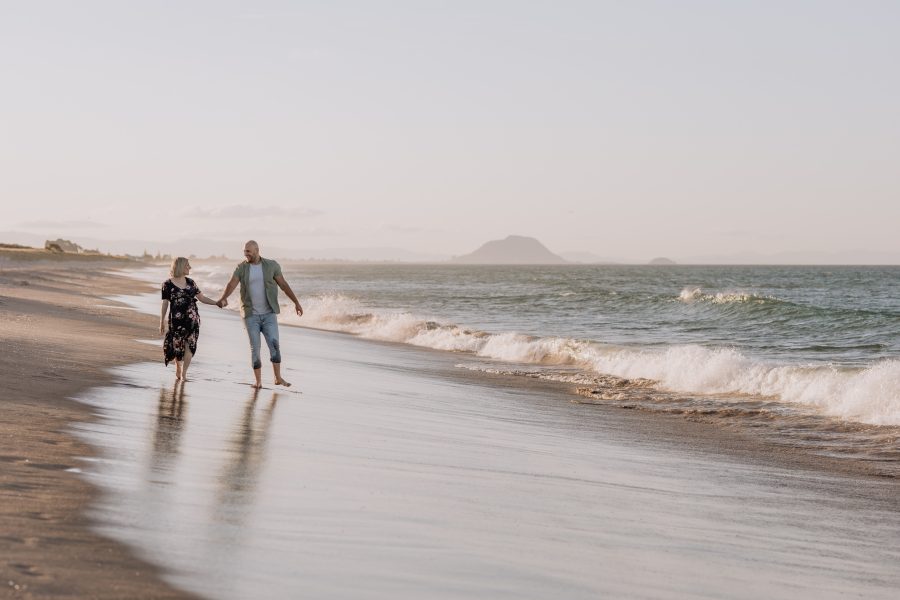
[213,386,279,527]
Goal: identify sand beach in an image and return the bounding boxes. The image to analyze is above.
[2,254,899,599]
[0,251,198,598]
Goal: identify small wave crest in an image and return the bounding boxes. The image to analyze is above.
[284,294,486,351]
[678,287,776,304]
[189,264,229,296]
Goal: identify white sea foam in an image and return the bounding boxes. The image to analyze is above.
[679,287,703,301]
[284,293,900,426]
[583,346,900,426]
[476,334,588,365]
[678,287,773,304]
[189,264,229,296]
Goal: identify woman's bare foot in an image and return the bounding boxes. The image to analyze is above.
[274,378,291,387]
[251,381,263,389]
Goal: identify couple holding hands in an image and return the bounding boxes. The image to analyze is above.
[159,240,303,387]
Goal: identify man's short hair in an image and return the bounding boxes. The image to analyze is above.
[245,240,259,249]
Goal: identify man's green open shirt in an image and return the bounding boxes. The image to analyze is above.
[233,258,283,318]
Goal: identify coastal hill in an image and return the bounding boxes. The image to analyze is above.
[452,235,568,264]
[649,257,677,265]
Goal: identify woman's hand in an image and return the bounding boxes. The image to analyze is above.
[160,299,169,334]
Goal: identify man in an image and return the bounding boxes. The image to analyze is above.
[218,240,303,388]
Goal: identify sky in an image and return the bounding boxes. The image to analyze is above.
[2,1,899,262]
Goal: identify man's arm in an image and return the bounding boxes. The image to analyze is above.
[218,275,239,308]
[274,274,303,316]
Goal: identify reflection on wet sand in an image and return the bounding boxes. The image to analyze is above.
[150,380,187,475]
[213,387,280,528]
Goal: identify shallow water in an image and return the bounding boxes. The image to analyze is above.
[73,291,900,599]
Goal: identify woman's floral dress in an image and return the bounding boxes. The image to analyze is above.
[162,278,201,365]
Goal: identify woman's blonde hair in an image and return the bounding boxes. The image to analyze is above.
[170,257,190,278]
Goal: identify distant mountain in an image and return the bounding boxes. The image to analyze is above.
[648,257,677,265]
[452,235,568,264]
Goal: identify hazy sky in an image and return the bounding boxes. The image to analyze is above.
[2,1,899,261]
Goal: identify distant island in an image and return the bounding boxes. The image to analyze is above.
[648,257,677,265]
[452,235,568,265]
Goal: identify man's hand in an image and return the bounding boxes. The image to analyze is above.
[216,298,227,308]
[295,302,303,317]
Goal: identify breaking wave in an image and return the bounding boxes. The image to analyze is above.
[278,294,900,426]
[677,287,778,304]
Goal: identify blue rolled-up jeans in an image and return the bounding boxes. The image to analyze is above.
[244,312,281,370]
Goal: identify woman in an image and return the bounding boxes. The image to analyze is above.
[159,257,218,380]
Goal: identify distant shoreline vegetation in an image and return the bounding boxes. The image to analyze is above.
[0,246,135,262]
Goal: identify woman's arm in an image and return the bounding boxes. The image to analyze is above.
[196,292,218,306]
[159,299,169,334]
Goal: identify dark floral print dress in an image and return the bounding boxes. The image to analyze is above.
[162,278,201,366]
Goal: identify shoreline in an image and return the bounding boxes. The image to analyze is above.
[0,259,201,599]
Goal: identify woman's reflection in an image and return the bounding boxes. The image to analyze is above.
[149,379,188,475]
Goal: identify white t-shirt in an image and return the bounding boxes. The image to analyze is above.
[248,263,272,315]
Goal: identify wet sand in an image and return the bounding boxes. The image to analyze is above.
[0,253,199,599]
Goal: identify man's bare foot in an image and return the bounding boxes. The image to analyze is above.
[274,378,292,387]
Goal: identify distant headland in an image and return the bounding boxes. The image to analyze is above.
[451,235,568,265]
